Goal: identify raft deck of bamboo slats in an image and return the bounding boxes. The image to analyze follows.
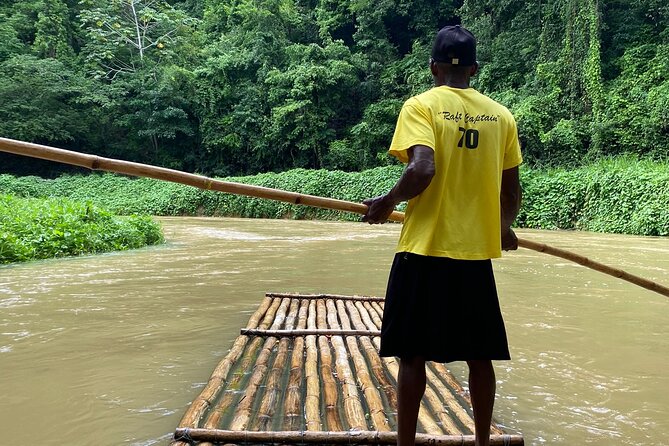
[172,292,524,446]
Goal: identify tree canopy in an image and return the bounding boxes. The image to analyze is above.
[0,0,667,176]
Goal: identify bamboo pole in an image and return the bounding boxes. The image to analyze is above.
[240,328,381,337]
[228,298,292,431]
[266,292,385,302]
[173,295,272,437]
[172,428,525,445]
[324,299,369,430]
[2,136,666,298]
[283,298,309,430]
[0,137,403,221]
[197,297,283,435]
[315,299,343,431]
[346,301,397,410]
[254,299,299,430]
[334,299,391,431]
[517,238,669,297]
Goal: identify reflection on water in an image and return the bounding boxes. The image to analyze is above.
[0,217,667,445]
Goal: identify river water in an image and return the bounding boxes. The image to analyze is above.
[0,217,667,445]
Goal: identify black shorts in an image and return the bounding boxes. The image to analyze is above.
[379,252,510,363]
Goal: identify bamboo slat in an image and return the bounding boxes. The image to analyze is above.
[240,328,381,337]
[425,365,475,434]
[345,301,397,410]
[316,299,343,431]
[266,292,385,302]
[254,299,300,430]
[351,300,443,433]
[173,428,525,445]
[324,299,369,430]
[369,301,386,327]
[198,298,283,432]
[283,299,309,430]
[228,298,292,430]
[334,299,390,431]
[173,295,273,441]
[304,299,324,431]
[421,379,464,434]
[358,301,477,435]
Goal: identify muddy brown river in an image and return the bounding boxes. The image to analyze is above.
[1,217,667,445]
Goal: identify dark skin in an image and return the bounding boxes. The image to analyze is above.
[361,144,435,224]
[362,60,522,446]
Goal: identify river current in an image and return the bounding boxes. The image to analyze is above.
[1,217,667,445]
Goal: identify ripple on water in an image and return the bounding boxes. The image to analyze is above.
[0,295,37,308]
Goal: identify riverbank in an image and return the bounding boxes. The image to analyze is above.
[1,156,667,235]
[0,194,164,264]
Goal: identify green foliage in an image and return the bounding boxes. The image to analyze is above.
[0,194,164,264]
[0,14,25,61]
[33,0,74,60]
[1,0,669,177]
[0,55,95,143]
[599,43,669,158]
[518,157,669,236]
[3,156,669,236]
[264,41,362,169]
[0,168,404,221]
[78,0,199,79]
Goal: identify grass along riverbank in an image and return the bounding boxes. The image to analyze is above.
[1,156,667,236]
[0,194,164,264]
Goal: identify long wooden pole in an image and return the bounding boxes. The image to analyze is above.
[0,137,402,220]
[172,428,525,445]
[1,136,667,298]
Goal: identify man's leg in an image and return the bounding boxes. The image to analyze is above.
[466,360,496,446]
[397,356,426,446]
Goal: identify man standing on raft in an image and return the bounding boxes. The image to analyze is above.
[362,25,522,446]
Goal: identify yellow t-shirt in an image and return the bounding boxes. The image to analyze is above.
[389,86,522,260]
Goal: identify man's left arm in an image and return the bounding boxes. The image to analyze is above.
[362,145,435,224]
[500,166,521,250]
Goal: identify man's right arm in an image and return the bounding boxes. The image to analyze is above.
[501,166,521,250]
[362,145,435,224]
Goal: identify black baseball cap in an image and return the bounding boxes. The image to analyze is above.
[431,25,477,66]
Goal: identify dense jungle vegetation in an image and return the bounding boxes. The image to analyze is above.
[1,0,667,177]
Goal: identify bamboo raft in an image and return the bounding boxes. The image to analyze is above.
[171,292,524,445]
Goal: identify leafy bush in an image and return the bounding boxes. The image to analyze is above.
[0,166,405,221]
[518,157,669,236]
[2,157,668,236]
[0,194,164,264]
